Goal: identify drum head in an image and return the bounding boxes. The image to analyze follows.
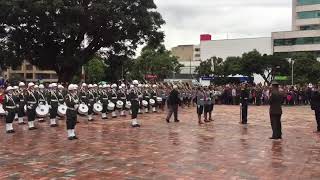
[149,99,155,105]
[36,105,49,118]
[58,105,67,116]
[107,103,115,111]
[78,104,89,115]
[142,100,148,107]
[93,103,103,113]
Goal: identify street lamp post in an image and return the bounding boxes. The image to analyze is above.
[287,58,294,86]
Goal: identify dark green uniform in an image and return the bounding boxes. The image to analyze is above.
[26,90,38,123]
[3,94,17,125]
[269,90,283,139]
[47,90,59,121]
[240,88,249,124]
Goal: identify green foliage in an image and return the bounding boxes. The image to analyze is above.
[132,45,183,81]
[0,0,165,82]
[85,56,106,83]
[195,56,223,78]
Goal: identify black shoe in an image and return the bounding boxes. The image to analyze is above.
[50,124,58,127]
[68,137,75,140]
[6,130,15,134]
[112,116,117,118]
[73,136,78,140]
[174,120,180,122]
[76,121,80,123]
[166,119,170,123]
[18,122,26,125]
[269,137,282,140]
[132,124,141,128]
[29,127,37,130]
[102,117,108,119]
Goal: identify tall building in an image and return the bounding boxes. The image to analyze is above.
[3,61,58,83]
[272,0,320,55]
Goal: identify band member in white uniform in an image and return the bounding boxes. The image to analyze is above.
[3,86,17,133]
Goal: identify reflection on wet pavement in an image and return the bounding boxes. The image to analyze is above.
[0,105,319,179]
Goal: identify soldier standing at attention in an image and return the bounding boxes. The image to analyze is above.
[65,84,80,140]
[128,80,141,128]
[240,83,249,124]
[311,84,320,133]
[47,83,59,127]
[269,81,283,140]
[3,86,17,133]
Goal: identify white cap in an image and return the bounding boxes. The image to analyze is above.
[39,84,45,89]
[68,84,74,91]
[106,84,111,88]
[173,85,178,89]
[88,84,93,88]
[58,85,64,89]
[74,84,79,89]
[130,85,134,88]
[6,86,14,92]
[138,84,142,88]
[144,84,149,88]
[13,86,19,90]
[152,84,157,88]
[103,84,107,88]
[119,86,123,89]
[52,83,57,87]
[99,85,103,88]
[82,83,87,87]
[121,84,126,88]
[19,82,25,87]
[93,84,98,87]
[34,85,39,89]
[28,82,35,88]
[111,84,117,88]
[48,84,53,88]
[133,80,139,85]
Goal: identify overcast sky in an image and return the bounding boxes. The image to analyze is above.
[154,0,292,49]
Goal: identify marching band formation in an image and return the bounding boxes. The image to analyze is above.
[0,80,204,140]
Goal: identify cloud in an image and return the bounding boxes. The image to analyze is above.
[154,0,292,49]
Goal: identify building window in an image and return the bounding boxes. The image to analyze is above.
[35,73,51,80]
[300,25,320,30]
[195,54,201,57]
[297,11,320,19]
[297,0,320,6]
[274,36,320,46]
[26,73,33,79]
[26,64,33,71]
[12,65,22,71]
[195,48,200,52]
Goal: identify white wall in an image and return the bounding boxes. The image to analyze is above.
[200,37,272,61]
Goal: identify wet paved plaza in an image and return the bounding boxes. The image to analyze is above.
[0,105,320,179]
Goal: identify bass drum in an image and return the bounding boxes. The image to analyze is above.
[78,104,89,115]
[36,104,49,118]
[93,103,103,114]
[58,105,67,117]
[0,104,5,116]
[107,102,115,111]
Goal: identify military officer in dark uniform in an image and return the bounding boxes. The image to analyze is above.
[26,82,38,130]
[87,84,95,121]
[3,86,17,133]
[240,83,250,124]
[100,84,109,119]
[269,81,283,139]
[311,84,320,132]
[65,84,79,140]
[128,80,140,127]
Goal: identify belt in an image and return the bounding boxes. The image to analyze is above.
[81,96,87,98]
[111,97,117,99]
[59,99,64,101]
[6,106,16,109]
[28,102,37,104]
[51,100,58,102]
[121,98,126,100]
[67,107,76,111]
[102,98,108,100]
[20,100,25,102]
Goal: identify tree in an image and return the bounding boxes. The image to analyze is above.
[290,52,320,84]
[132,45,183,81]
[195,56,223,78]
[240,50,289,85]
[0,0,165,82]
[223,56,242,76]
[85,55,106,83]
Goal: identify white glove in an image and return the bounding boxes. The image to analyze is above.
[240,103,242,106]
[4,111,8,115]
[48,105,52,109]
[197,105,200,108]
[74,105,79,109]
[16,104,19,108]
[27,106,32,109]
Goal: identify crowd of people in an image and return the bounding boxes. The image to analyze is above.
[0,80,319,141]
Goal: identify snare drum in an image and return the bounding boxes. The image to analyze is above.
[125,101,131,109]
[78,104,89,115]
[36,104,49,118]
[116,101,124,109]
[149,99,155,106]
[142,100,148,107]
[93,103,103,114]
[107,102,115,111]
[0,104,5,116]
[58,105,67,116]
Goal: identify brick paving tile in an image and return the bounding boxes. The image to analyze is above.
[0,105,320,179]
